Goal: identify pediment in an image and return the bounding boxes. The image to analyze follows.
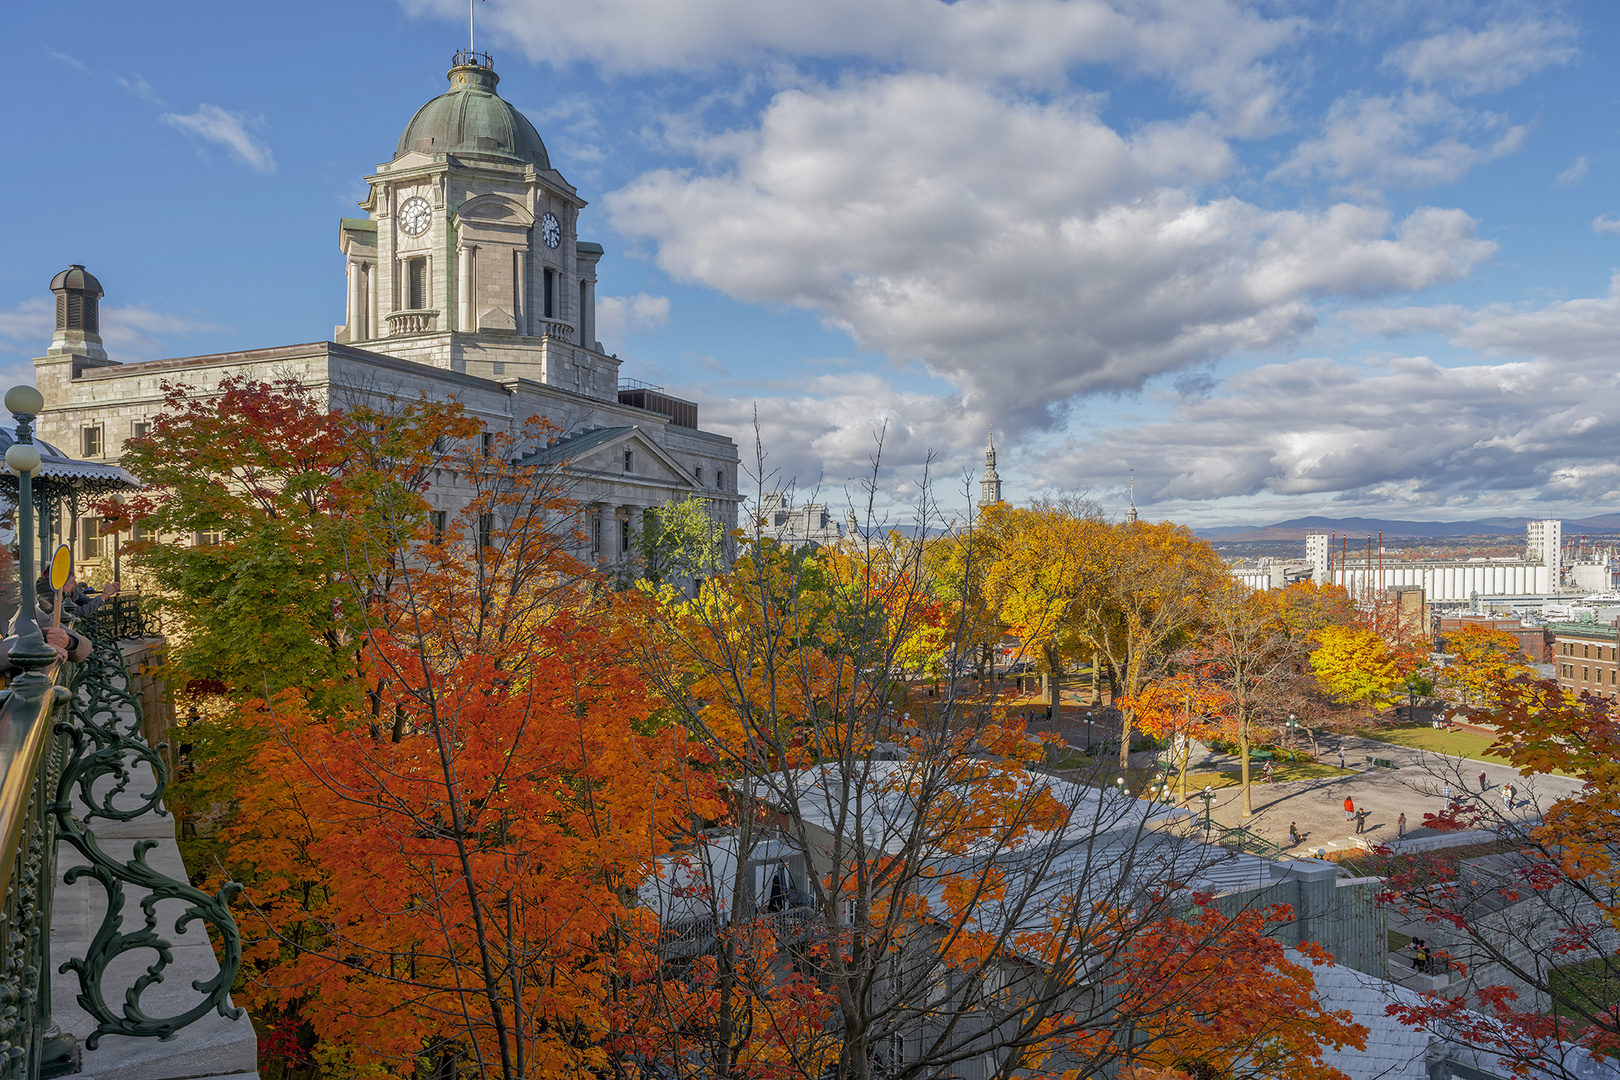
[455,194,534,228]
[533,426,696,488]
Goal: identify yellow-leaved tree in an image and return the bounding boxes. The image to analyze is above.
[1309,625,1409,709]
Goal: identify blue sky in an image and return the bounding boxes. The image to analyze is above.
[6,0,1620,527]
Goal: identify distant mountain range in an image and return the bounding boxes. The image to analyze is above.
[1197,515,1620,542]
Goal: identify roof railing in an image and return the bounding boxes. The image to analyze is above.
[618,378,666,392]
[452,49,494,70]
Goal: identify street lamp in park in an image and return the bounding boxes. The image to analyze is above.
[1085,711,1093,751]
[1199,785,1216,837]
[1284,713,1299,751]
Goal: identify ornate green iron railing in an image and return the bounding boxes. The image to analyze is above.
[0,385,243,1078]
[0,601,245,1078]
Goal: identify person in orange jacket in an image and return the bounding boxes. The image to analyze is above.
[1344,795,1355,822]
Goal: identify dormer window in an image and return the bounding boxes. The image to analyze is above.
[623,449,634,473]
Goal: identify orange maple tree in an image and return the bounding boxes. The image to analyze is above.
[1102,899,1368,1080]
[1382,680,1620,1079]
[1120,672,1229,803]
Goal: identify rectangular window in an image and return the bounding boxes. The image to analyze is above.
[621,517,630,553]
[694,466,703,485]
[478,512,494,549]
[80,518,103,560]
[623,450,634,473]
[407,257,428,309]
[131,420,150,441]
[132,524,154,544]
[1584,666,1590,681]
[195,527,223,547]
[82,426,103,457]
[591,515,601,555]
[481,431,494,457]
[544,268,555,320]
[431,511,447,542]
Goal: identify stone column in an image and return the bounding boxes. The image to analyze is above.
[583,277,596,351]
[345,261,362,340]
[458,245,475,332]
[513,249,527,336]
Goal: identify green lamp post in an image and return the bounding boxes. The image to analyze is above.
[5,385,54,676]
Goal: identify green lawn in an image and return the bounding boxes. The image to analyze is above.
[1217,761,1356,783]
[1364,722,1512,764]
[1551,955,1620,1023]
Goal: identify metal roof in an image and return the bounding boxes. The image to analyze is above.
[395,63,550,169]
[49,264,102,296]
[0,430,137,497]
[520,426,634,468]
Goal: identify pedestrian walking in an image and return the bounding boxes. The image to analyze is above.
[1344,795,1355,821]
[1441,781,1453,806]
[1355,809,1368,834]
[1479,770,1488,792]
[1397,812,1407,838]
[1289,822,1303,845]
[1338,746,1346,769]
[1263,760,1274,783]
[1504,784,1516,812]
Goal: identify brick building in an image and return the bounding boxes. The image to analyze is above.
[1549,621,1620,701]
[1438,615,1550,664]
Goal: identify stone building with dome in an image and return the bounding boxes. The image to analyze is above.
[29,50,740,576]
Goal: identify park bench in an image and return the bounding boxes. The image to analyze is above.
[1365,755,1398,769]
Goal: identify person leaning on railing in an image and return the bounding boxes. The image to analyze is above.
[0,624,89,678]
[36,570,119,620]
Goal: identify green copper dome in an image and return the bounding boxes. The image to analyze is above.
[395,57,550,169]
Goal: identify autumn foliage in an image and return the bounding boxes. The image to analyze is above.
[114,384,1386,1080]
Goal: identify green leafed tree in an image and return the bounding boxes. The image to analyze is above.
[98,376,478,710]
[632,494,726,585]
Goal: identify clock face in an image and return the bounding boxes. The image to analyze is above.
[541,212,561,249]
[399,196,432,237]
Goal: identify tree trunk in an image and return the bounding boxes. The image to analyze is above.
[1239,710,1253,817]
[1043,643,1062,708]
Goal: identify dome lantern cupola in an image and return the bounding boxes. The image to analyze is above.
[394,51,551,168]
[47,264,107,362]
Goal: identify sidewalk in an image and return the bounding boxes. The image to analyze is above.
[1180,731,1581,857]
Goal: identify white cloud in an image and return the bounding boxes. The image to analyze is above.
[608,73,1494,430]
[1337,303,1467,336]
[1032,279,1620,511]
[116,73,165,107]
[43,47,88,73]
[1270,91,1526,191]
[1555,155,1589,187]
[403,0,1304,135]
[0,297,223,361]
[1593,215,1620,236]
[0,299,53,347]
[595,292,670,350]
[694,371,980,505]
[1385,16,1578,96]
[161,105,275,172]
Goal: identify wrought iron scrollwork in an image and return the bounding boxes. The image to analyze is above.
[51,611,243,1049]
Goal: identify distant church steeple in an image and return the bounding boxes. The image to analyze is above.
[1125,469,1139,524]
[979,430,1003,508]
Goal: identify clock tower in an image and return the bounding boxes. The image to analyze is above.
[336,50,615,396]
